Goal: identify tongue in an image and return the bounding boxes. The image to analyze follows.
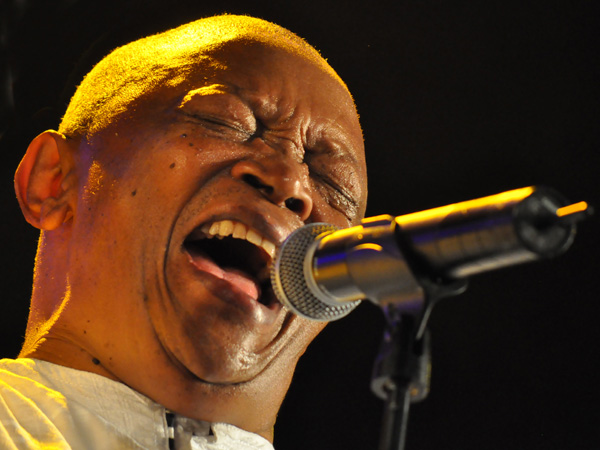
[187,250,260,299]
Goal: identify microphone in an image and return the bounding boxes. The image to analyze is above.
[270,186,591,321]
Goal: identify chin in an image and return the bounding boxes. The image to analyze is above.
[155,348,295,432]
[190,356,264,385]
[161,332,266,386]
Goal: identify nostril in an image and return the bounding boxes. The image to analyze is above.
[232,160,312,219]
[242,173,273,195]
[284,197,304,214]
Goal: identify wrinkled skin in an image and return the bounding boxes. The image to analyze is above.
[17,37,367,440]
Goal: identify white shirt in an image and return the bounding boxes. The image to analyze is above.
[0,358,274,450]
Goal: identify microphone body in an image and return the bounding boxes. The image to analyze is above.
[271,186,586,321]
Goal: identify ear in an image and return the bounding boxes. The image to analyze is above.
[15,130,77,230]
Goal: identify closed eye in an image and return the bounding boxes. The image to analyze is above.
[311,171,359,221]
[180,112,254,140]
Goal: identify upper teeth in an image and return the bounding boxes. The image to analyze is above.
[200,220,276,259]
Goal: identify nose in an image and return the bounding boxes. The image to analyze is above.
[230,152,313,221]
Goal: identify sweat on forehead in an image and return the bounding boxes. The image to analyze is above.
[58,14,345,138]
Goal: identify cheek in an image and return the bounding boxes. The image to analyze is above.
[99,141,193,210]
[308,195,353,228]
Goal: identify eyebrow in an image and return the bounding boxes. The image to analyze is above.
[177,84,234,108]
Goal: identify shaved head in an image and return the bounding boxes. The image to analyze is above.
[59,14,348,138]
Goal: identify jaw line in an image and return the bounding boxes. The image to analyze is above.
[156,308,298,387]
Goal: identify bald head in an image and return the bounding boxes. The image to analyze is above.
[59,14,348,138]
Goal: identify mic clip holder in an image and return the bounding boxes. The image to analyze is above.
[372,281,468,450]
[370,276,467,403]
[351,217,468,450]
[371,278,467,450]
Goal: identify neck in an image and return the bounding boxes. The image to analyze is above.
[20,322,286,442]
[21,234,291,443]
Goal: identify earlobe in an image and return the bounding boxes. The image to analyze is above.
[15,130,77,230]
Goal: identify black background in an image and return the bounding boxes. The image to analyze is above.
[1,1,599,449]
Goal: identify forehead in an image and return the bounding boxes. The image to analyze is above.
[207,42,359,125]
[206,37,345,89]
[133,36,366,163]
[164,38,356,111]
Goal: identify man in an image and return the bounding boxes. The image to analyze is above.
[0,14,367,449]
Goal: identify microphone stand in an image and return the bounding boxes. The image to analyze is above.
[371,279,467,450]
[373,311,418,450]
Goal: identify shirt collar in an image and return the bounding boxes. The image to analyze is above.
[30,359,274,449]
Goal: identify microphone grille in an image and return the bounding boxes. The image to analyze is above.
[271,223,361,322]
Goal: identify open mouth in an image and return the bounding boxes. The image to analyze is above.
[183,220,277,306]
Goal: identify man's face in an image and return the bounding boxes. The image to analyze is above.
[64,37,366,408]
